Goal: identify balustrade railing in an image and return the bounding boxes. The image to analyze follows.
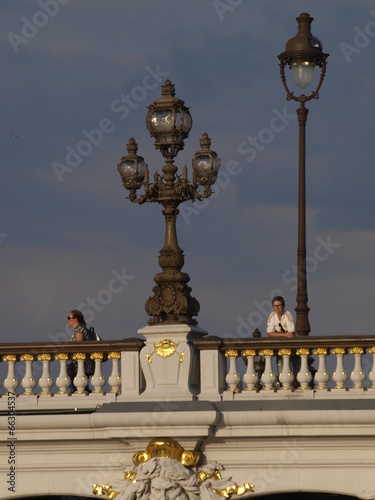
[1,335,375,408]
[0,339,143,406]
[194,335,375,399]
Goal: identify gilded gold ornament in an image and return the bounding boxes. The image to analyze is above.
[132,438,200,467]
[38,354,52,362]
[350,347,364,355]
[21,353,34,362]
[212,482,255,498]
[3,354,17,362]
[331,347,347,355]
[92,483,119,498]
[296,348,310,356]
[225,350,239,357]
[90,352,104,360]
[314,348,328,356]
[260,349,274,356]
[73,352,86,361]
[146,339,184,363]
[108,352,121,360]
[278,348,292,356]
[55,353,69,361]
[242,349,256,357]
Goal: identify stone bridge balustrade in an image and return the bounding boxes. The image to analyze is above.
[1,335,375,409]
[194,335,375,400]
[0,339,143,409]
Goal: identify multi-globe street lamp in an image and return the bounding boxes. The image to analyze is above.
[118,80,220,326]
[278,13,329,336]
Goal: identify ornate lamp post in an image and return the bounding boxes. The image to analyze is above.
[278,13,328,336]
[118,80,220,327]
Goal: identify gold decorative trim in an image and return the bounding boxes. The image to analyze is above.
[55,353,69,361]
[260,349,274,356]
[242,349,256,357]
[73,352,86,361]
[124,471,136,483]
[331,347,347,355]
[314,348,328,356]
[132,438,200,467]
[197,468,222,483]
[90,352,104,360]
[225,350,239,358]
[278,348,292,356]
[146,339,184,363]
[212,483,254,498]
[21,354,34,362]
[108,352,121,360]
[3,355,17,362]
[350,347,364,355]
[296,348,310,356]
[369,347,375,355]
[92,484,119,499]
[38,354,52,362]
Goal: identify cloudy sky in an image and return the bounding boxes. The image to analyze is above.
[2,0,375,344]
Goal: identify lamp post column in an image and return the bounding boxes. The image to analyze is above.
[296,101,310,336]
[278,12,328,336]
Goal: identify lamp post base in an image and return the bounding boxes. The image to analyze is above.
[145,246,200,326]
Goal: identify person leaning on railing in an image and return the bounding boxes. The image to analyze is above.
[66,309,95,393]
[267,296,300,389]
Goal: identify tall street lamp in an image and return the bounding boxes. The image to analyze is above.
[278,13,328,336]
[118,80,220,327]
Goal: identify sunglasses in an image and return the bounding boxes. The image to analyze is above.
[67,316,74,320]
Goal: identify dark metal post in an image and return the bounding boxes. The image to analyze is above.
[296,101,310,336]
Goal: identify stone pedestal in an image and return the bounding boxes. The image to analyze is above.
[138,324,207,401]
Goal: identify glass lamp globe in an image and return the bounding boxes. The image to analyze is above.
[118,138,146,191]
[193,133,221,186]
[146,80,192,157]
[291,61,315,89]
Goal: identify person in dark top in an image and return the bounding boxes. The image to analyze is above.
[67,310,95,392]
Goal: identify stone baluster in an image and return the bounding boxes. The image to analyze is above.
[55,353,70,395]
[108,352,121,395]
[296,348,312,390]
[278,348,293,391]
[72,353,88,394]
[90,352,106,394]
[314,348,330,391]
[260,349,276,391]
[242,349,258,391]
[20,354,36,395]
[368,347,375,390]
[332,347,348,391]
[3,355,19,396]
[225,350,241,392]
[350,347,365,390]
[38,354,53,396]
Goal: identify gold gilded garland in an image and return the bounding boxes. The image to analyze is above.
[146,339,184,363]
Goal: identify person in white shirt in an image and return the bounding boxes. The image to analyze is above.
[267,296,299,388]
[267,296,295,339]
